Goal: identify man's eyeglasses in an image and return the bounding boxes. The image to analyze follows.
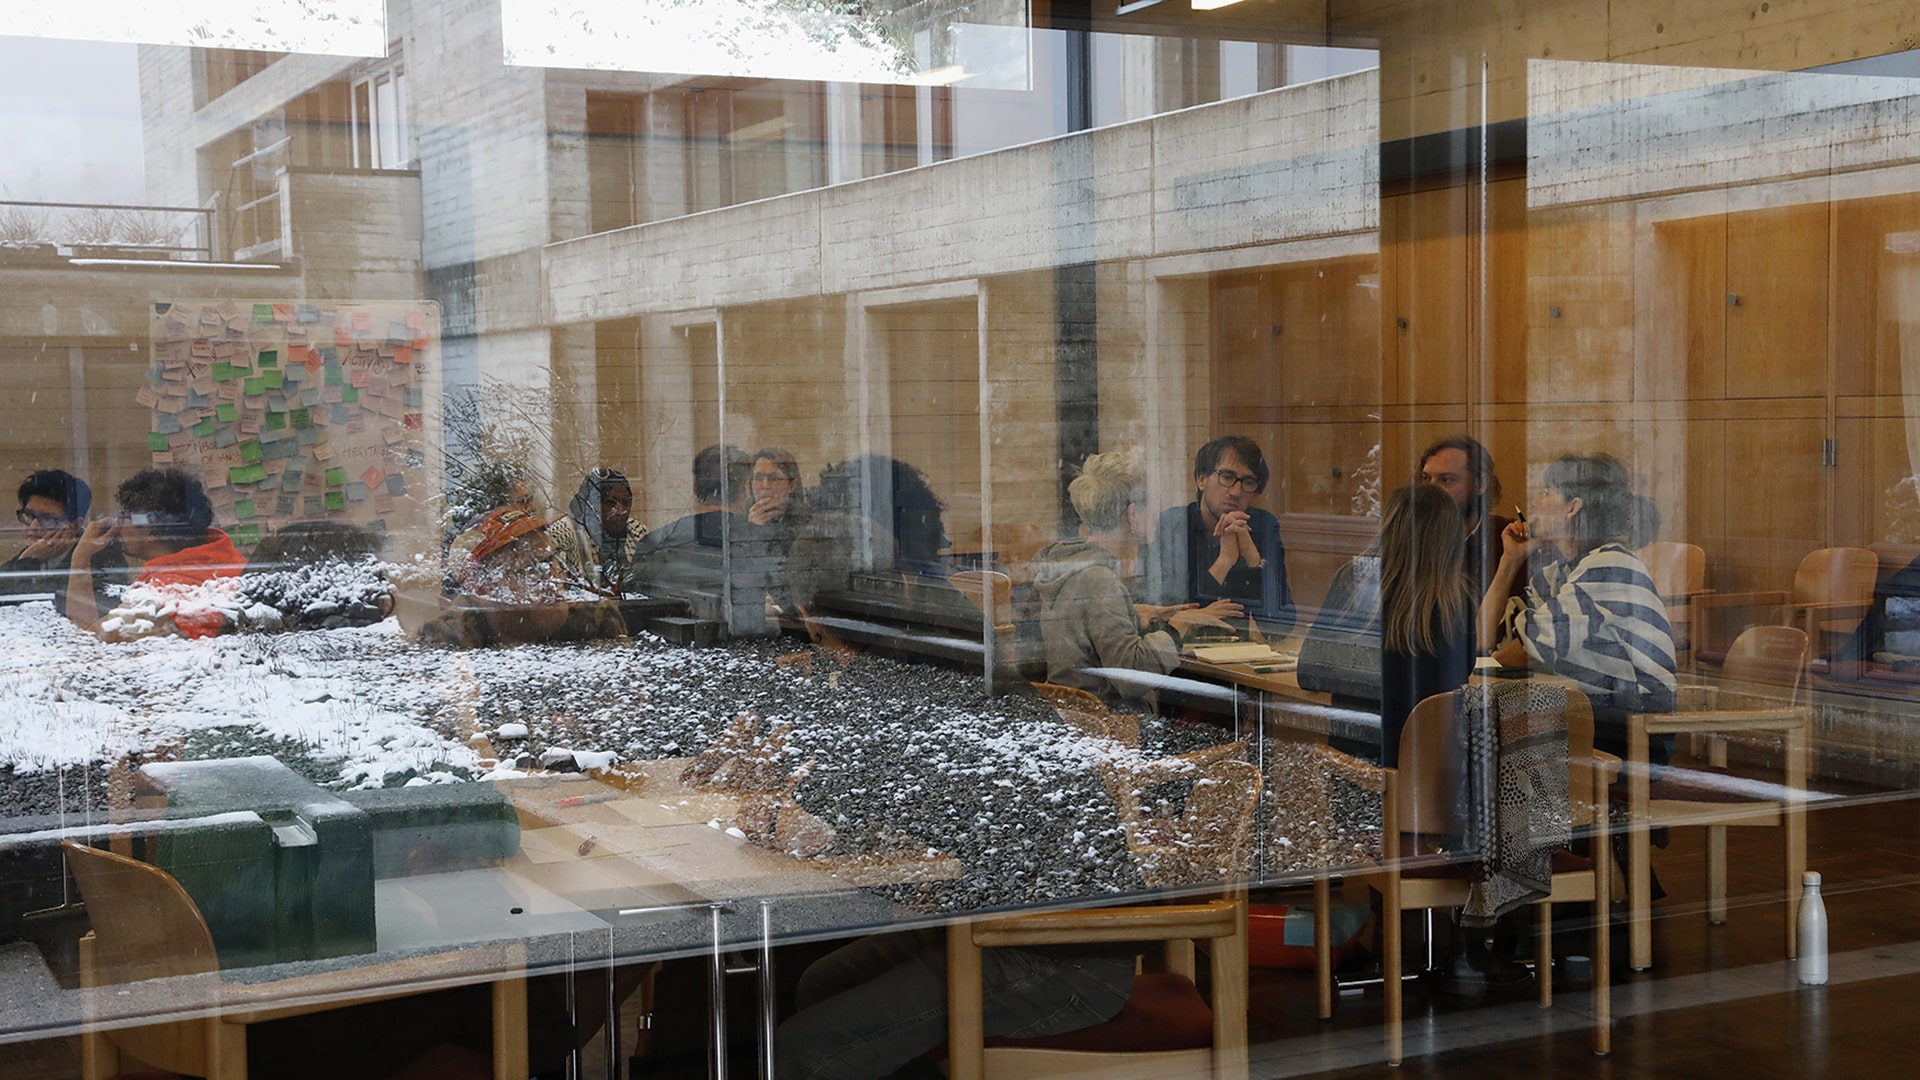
[1209,469,1262,493]
[15,510,69,528]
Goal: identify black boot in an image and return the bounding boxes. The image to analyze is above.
[1439,923,1532,1000]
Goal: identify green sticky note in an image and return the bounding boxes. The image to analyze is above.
[257,349,278,368]
[194,418,217,437]
[213,362,235,382]
[263,370,285,390]
[234,499,257,520]
[216,403,238,422]
[239,464,269,483]
[265,411,287,431]
[324,365,344,387]
[232,524,260,548]
[325,466,347,487]
[240,441,262,464]
[148,432,170,451]
[324,491,346,512]
[340,385,358,403]
[289,407,311,429]
[253,303,274,321]
[228,465,251,485]
[243,377,266,396]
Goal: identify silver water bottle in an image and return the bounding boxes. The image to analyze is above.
[1797,871,1828,986]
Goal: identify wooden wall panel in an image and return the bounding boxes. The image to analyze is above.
[1726,203,1829,400]
[1834,192,1920,399]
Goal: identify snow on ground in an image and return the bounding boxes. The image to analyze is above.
[0,601,1234,909]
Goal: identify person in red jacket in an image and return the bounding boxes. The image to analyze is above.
[66,468,246,639]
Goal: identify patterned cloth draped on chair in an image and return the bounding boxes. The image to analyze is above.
[1456,681,1571,924]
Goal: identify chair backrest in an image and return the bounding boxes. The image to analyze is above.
[949,569,1012,629]
[986,522,1047,583]
[1639,541,1705,598]
[1394,694,1464,837]
[1130,756,1263,889]
[1395,686,1597,835]
[63,840,219,984]
[1722,624,1810,702]
[1033,681,1107,717]
[1793,547,1878,609]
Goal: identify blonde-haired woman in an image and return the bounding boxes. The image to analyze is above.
[1034,447,1234,707]
[1378,482,1478,765]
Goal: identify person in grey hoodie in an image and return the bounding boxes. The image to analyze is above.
[1035,447,1237,709]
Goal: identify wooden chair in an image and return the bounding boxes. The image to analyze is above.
[951,569,1015,637]
[1696,546,1877,665]
[1033,681,1142,748]
[1637,541,1711,669]
[1315,690,1613,1065]
[1625,626,1811,972]
[63,841,529,1080]
[945,896,1249,1080]
[1105,755,1262,890]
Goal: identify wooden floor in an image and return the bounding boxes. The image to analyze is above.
[8,779,1920,1079]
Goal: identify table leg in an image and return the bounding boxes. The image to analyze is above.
[759,901,777,1080]
[709,904,729,1080]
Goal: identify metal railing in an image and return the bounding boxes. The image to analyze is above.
[0,199,216,261]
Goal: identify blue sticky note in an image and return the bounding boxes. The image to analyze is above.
[345,481,369,502]
[154,412,181,434]
[214,427,239,448]
[385,474,407,496]
[296,428,320,447]
[331,404,351,424]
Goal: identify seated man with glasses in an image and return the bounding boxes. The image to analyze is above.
[1143,434,1295,634]
[1,469,127,617]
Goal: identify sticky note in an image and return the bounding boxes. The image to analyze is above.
[324,365,344,387]
[257,349,278,368]
[331,404,351,424]
[385,475,407,496]
[265,411,286,431]
[148,432,170,451]
[289,408,311,429]
[303,495,325,515]
[240,441,262,464]
[154,413,181,435]
[214,427,239,448]
[274,495,295,516]
[243,377,265,396]
[341,385,358,404]
[361,466,385,488]
[344,482,368,503]
[263,370,284,390]
[232,524,260,548]
[403,388,423,407]
[234,499,257,520]
[296,428,320,447]
[253,303,274,322]
[324,491,346,512]
[284,362,306,383]
[213,362,235,381]
[282,470,305,493]
[216,403,238,422]
[325,466,347,487]
[194,418,217,437]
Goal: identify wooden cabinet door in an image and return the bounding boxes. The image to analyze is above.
[1384,187,1469,406]
[1725,202,1829,400]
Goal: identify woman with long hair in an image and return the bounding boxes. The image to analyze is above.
[1378,483,1477,765]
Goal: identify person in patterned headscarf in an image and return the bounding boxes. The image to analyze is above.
[547,467,648,594]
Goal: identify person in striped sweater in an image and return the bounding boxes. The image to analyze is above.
[1481,453,1677,763]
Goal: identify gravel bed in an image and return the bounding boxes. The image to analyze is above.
[0,604,1236,913]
